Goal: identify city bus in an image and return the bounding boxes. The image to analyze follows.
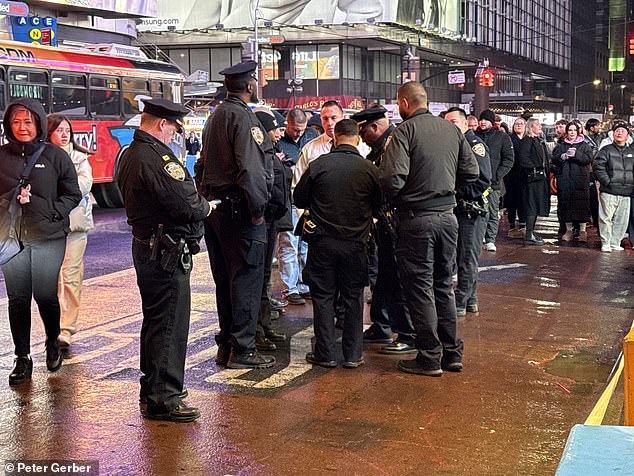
[0,39,185,208]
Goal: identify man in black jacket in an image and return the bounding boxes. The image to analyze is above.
[476,109,514,252]
[294,119,381,368]
[380,82,479,376]
[197,61,275,370]
[351,107,416,355]
[118,98,215,422]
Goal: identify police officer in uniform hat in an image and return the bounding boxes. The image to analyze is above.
[444,107,492,318]
[351,107,416,354]
[198,61,276,369]
[118,98,216,422]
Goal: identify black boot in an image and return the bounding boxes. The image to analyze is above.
[46,339,62,372]
[9,355,33,385]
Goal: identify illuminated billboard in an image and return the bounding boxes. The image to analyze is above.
[32,0,156,17]
[138,0,460,34]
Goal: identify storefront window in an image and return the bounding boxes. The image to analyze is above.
[294,45,317,79]
[317,45,339,79]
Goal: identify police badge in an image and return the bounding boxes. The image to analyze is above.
[251,126,264,145]
[164,162,185,181]
[472,143,486,157]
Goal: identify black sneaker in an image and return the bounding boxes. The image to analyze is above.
[397,359,442,377]
[227,350,275,369]
[379,341,417,355]
[286,293,306,305]
[442,362,464,372]
[9,356,33,385]
[305,352,337,368]
[144,404,201,423]
[255,336,277,352]
[363,326,393,344]
[270,297,288,310]
[264,329,287,342]
[46,339,62,372]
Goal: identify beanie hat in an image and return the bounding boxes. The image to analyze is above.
[612,121,629,133]
[255,111,278,132]
[479,109,496,124]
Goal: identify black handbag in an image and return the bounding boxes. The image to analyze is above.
[0,143,45,265]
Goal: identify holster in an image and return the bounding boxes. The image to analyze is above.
[159,234,186,273]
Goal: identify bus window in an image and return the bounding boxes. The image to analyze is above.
[150,80,163,98]
[52,72,87,116]
[9,69,49,111]
[122,78,150,116]
[90,76,121,117]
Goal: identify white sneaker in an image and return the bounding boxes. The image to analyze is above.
[611,245,625,251]
[601,245,612,253]
[483,242,497,252]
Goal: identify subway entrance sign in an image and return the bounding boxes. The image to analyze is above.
[11,15,57,46]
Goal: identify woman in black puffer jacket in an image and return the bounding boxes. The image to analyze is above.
[552,122,593,243]
[0,98,81,385]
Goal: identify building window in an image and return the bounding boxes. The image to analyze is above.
[318,44,339,79]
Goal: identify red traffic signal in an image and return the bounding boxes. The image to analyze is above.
[629,35,634,55]
[480,69,494,87]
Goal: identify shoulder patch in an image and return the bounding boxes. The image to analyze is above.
[162,155,171,162]
[472,143,486,157]
[164,162,185,181]
[251,126,264,145]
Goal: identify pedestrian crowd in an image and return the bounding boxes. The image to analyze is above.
[1,60,633,424]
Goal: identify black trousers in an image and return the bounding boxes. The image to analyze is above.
[257,221,277,338]
[2,237,66,356]
[204,212,265,354]
[396,212,463,369]
[455,212,487,310]
[304,236,367,362]
[133,239,191,411]
[369,222,415,344]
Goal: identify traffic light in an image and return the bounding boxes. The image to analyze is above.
[480,69,494,87]
[629,35,634,55]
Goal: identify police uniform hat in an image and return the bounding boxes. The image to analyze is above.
[255,111,279,132]
[219,60,258,81]
[141,98,189,133]
[350,107,388,128]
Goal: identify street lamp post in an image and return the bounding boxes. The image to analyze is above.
[573,79,601,117]
[620,84,627,116]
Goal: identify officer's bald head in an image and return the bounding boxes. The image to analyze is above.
[397,82,428,120]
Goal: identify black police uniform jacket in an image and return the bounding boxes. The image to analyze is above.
[379,108,479,212]
[294,144,381,243]
[117,129,211,240]
[461,129,492,199]
[475,126,514,190]
[198,96,274,220]
[0,98,81,241]
[367,125,395,166]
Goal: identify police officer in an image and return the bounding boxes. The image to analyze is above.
[444,107,492,317]
[379,82,479,377]
[118,98,215,422]
[351,107,416,355]
[294,119,381,368]
[197,61,275,369]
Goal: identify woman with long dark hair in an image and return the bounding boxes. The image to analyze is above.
[47,114,94,347]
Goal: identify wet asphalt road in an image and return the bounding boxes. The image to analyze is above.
[0,207,632,475]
